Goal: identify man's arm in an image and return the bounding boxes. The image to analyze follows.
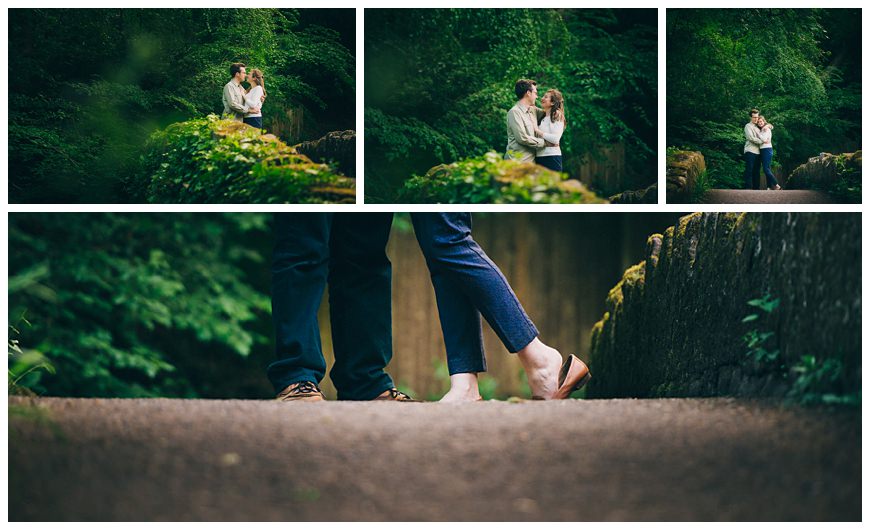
[223,84,248,114]
[744,123,763,146]
[508,109,545,148]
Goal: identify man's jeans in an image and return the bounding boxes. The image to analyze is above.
[744,151,760,189]
[411,213,539,375]
[759,148,779,188]
[268,213,395,400]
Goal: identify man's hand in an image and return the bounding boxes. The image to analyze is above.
[249,107,261,114]
[545,141,559,148]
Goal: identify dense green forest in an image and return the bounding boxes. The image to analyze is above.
[667,9,861,192]
[8,8,355,203]
[364,9,657,202]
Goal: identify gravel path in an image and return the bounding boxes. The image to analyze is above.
[701,189,833,204]
[8,396,860,521]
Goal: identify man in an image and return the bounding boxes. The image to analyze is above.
[222,62,260,122]
[743,108,765,189]
[268,213,415,402]
[504,79,549,162]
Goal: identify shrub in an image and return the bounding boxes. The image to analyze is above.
[134,116,355,203]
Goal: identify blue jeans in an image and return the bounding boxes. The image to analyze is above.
[244,116,263,129]
[268,213,396,400]
[411,213,539,375]
[536,155,563,172]
[744,151,760,189]
[760,148,778,188]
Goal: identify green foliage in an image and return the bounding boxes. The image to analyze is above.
[742,293,782,365]
[365,9,657,201]
[789,355,858,406]
[667,9,861,189]
[828,154,862,203]
[398,152,606,204]
[134,115,353,203]
[9,8,355,203]
[8,213,273,397]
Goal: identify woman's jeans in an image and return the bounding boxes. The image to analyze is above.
[411,213,539,375]
[244,116,263,129]
[760,148,779,188]
[268,213,396,400]
[536,155,563,172]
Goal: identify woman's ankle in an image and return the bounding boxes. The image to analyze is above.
[441,373,482,401]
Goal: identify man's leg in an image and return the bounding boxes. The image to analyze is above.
[743,152,758,190]
[411,214,487,376]
[327,213,396,400]
[266,213,332,394]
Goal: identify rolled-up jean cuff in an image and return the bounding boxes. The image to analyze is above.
[447,355,487,375]
[505,322,540,354]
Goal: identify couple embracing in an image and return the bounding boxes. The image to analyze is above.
[268,213,591,403]
[505,78,566,172]
[743,108,781,190]
[222,62,267,129]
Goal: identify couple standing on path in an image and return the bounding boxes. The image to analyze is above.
[743,108,781,190]
[268,213,591,403]
[222,62,268,129]
[505,79,566,172]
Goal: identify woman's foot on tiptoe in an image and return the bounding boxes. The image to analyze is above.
[517,338,563,399]
[440,373,483,402]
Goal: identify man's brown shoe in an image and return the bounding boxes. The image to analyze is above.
[276,381,324,402]
[373,388,418,402]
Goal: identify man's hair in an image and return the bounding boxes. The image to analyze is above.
[514,79,537,100]
[749,108,760,117]
[230,63,246,77]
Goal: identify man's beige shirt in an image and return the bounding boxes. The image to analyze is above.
[505,102,546,162]
[222,80,248,121]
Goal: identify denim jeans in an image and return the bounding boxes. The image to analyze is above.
[411,213,540,375]
[744,151,760,189]
[268,213,395,400]
[536,155,563,172]
[759,148,778,188]
[243,116,263,129]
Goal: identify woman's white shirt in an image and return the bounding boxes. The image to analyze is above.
[244,85,263,118]
[759,126,773,149]
[537,114,564,157]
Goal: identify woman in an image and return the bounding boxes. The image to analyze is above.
[533,89,565,171]
[756,116,781,190]
[243,69,266,129]
[411,213,590,402]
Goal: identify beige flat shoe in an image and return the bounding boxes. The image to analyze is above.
[553,354,591,399]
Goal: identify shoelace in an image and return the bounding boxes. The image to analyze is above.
[293,381,321,395]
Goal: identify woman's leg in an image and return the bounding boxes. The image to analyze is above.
[761,148,779,188]
[411,213,564,399]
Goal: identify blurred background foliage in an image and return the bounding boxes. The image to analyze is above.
[666,9,861,189]
[364,9,657,202]
[8,8,355,203]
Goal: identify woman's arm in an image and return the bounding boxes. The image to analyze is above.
[541,120,564,145]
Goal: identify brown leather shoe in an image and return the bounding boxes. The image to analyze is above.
[553,354,591,399]
[276,381,324,402]
[373,388,418,402]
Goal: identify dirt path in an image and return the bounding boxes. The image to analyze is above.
[701,189,833,204]
[8,397,860,521]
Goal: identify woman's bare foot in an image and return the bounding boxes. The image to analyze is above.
[517,337,563,399]
[440,373,483,402]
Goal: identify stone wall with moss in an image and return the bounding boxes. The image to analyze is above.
[786,151,861,203]
[135,116,355,204]
[666,150,705,202]
[588,212,861,403]
[397,152,606,204]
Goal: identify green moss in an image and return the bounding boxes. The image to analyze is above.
[606,261,646,308]
[135,115,354,203]
[397,152,606,204]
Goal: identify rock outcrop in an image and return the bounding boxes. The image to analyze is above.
[588,212,861,400]
[609,184,657,204]
[666,150,706,203]
[786,150,861,190]
[294,130,356,178]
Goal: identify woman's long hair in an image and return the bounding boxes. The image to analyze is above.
[544,89,565,125]
[250,68,267,96]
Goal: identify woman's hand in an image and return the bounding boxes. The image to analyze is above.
[260,94,266,103]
